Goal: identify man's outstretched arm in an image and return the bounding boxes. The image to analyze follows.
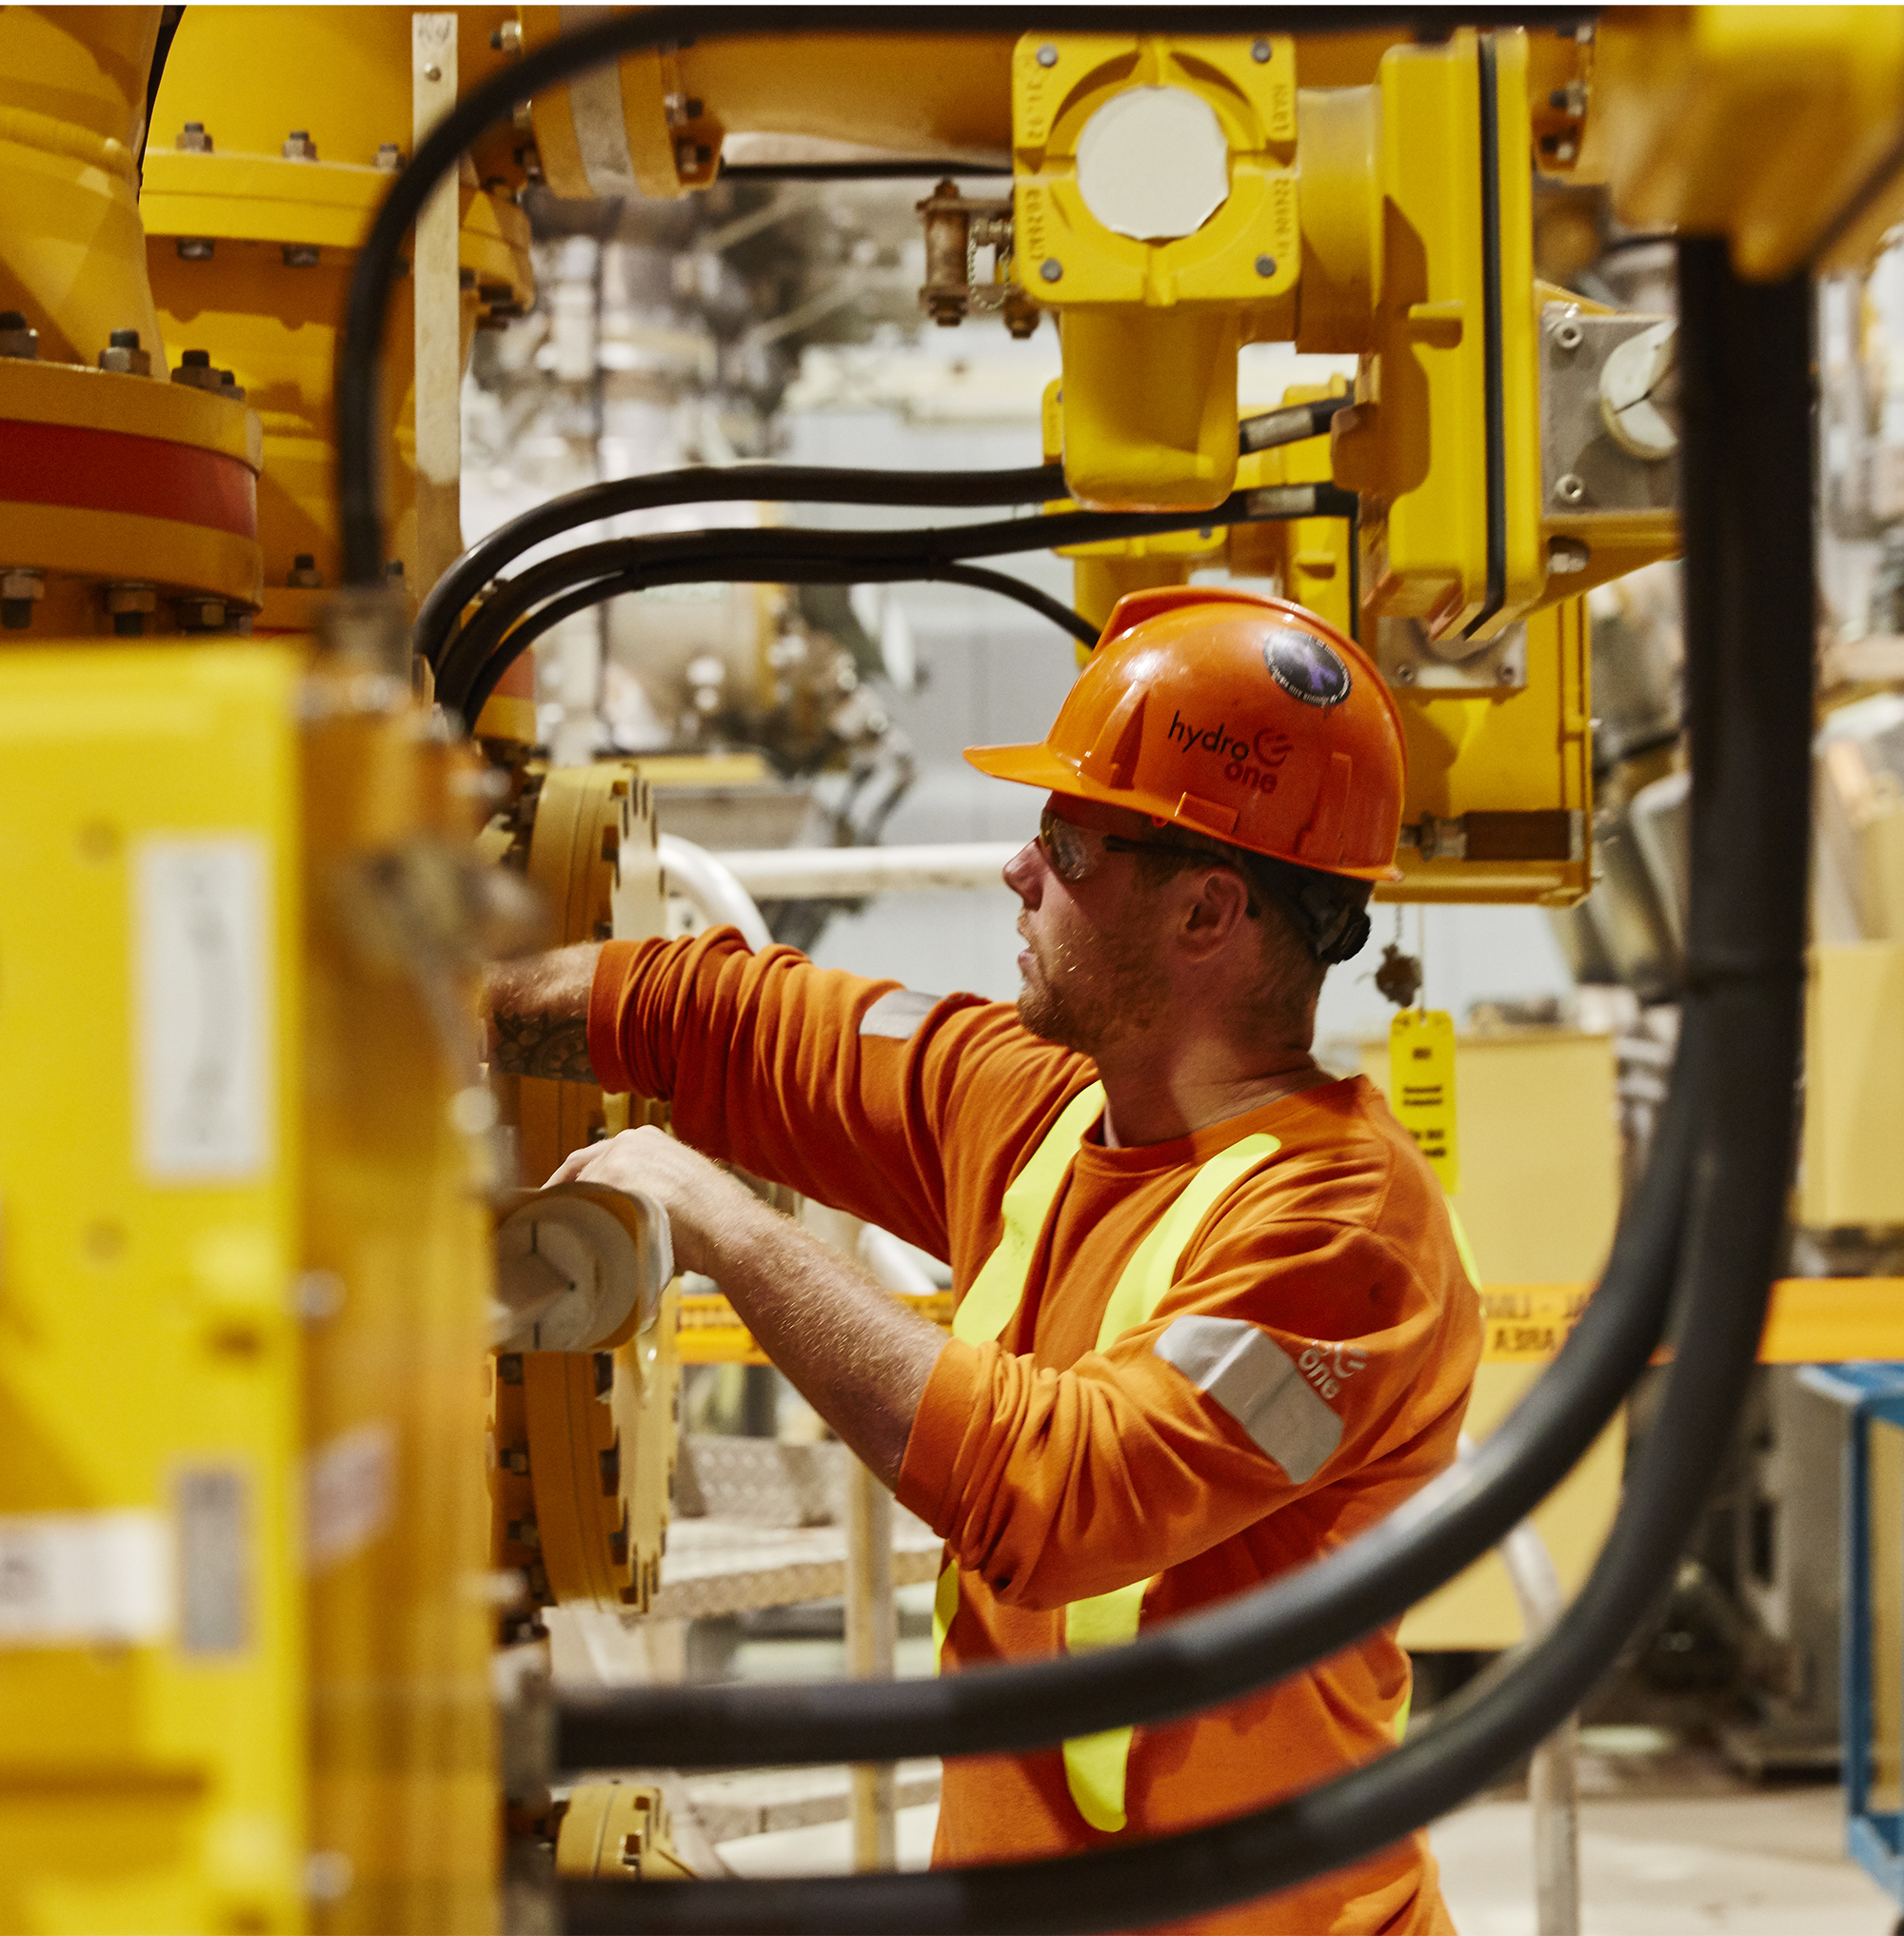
[486,941,602,1081]
[548,1128,944,1488]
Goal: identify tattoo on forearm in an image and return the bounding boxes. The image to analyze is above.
[491,1011,596,1082]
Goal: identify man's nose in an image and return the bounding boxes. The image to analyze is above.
[1002,839,1042,906]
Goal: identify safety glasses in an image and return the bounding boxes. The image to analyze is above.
[1036,806,1214,884]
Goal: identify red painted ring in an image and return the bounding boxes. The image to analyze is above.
[0,416,257,539]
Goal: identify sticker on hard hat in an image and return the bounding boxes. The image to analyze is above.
[1264,628,1352,709]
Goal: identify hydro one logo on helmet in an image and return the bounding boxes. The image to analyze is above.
[1263,626,1352,709]
[1164,710,1297,797]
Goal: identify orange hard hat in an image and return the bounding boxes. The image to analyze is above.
[965,586,1406,882]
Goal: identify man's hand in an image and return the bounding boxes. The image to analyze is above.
[547,1126,752,1278]
[544,1128,945,1490]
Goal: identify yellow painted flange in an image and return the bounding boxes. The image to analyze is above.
[0,358,263,609]
[489,761,676,1611]
[554,1780,695,1882]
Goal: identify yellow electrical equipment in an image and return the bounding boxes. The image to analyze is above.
[0,644,306,1936]
[1228,379,1357,640]
[484,762,679,1616]
[0,9,168,367]
[0,344,265,634]
[1383,595,1594,906]
[1591,6,1904,281]
[142,6,535,618]
[521,12,1019,201]
[300,640,505,1936]
[553,1780,693,1883]
[1013,31,1299,511]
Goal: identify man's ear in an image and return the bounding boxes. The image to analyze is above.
[1175,865,1254,959]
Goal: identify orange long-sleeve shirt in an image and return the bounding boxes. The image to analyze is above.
[589,931,1481,1936]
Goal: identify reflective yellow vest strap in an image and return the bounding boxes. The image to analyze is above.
[1059,1129,1281,1833]
[931,1558,960,1675]
[952,1082,1106,1347]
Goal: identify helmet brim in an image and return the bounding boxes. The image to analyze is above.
[962,741,1405,883]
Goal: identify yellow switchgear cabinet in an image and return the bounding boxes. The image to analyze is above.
[0,646,307,1935]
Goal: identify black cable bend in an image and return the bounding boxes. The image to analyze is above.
[454,558,1097,728]
[415,464,1066,672]
[434,488,1351,708]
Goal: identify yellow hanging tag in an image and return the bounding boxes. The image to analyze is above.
[1389,1008,1459,1195]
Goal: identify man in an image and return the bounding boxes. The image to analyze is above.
[489,586,1480,1934]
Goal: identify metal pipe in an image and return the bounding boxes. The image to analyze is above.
[656,834,773,951]
[1466,1438,1580,1936]
[711,842,1021,900]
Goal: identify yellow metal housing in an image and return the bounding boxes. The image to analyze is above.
[0,643,306,1936]
[0,8,167,367]
[143,6,535,604]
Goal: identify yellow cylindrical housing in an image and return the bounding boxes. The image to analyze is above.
[0,6,168,368]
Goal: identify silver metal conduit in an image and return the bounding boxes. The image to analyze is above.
[1464,1435,1580,1936]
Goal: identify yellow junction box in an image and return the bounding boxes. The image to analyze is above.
[1363,1028,1625,1651]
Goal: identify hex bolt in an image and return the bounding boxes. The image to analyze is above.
[1036,43,1059,67]
[1392,662,1417,684]
[1547,536,1591,575]
[282,128,317,161]
[171,348,223,392]
[219,369,247,402]
[97,328,152,376]
[283,244,320,268]
[1552,471,1588,506]
[674,138,710,173]
[1040,259,1063,283]
[175,120,213,153]
[375,142,404,171]
[1255,254,1278,278]
[176,237,214,261]
[491,19,523,53]
[422,61,442,82]
[106,582,157,637]
[0,309,38,360]
[288,553,325,589]
[174,596,228,631]
[1251,37,1273,61]
[1,566,45,631]
[1553,318,1584,352]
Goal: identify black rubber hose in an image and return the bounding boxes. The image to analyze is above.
[565,238,1812,1934]
[420,400,1355,671]
[414,463,1066,672]
[333,5,1510,583]
[455,557,1097,727]
[436,486,1354,709]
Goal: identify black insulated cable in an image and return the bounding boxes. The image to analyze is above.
[456,558,1098,728]
[433,486,1357,717]
[414,463,1068,672]
[420,408,1354,672]
[565,238,1812,1934]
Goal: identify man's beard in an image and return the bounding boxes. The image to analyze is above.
[1016,919,1170,1057]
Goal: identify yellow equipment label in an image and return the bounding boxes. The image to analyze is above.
[1390,1008,1459,1193]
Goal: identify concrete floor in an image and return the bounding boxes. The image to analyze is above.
[1432,1787,1894,1935]
[706,1775,1899,1935]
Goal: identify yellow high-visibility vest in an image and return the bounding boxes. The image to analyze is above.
[931,1080,1280,1833]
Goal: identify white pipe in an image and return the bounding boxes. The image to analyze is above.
[859,1225,941,1297]
[1460,1435,1580,1936]
[656,834,773,951]
[708,841,1023,900]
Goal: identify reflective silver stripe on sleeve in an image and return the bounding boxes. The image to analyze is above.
[1153,1314,1343,1483]
[861,988,942,1040]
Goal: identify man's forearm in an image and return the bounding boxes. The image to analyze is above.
[486,941,602,1079]
[702,1195,944,1490]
